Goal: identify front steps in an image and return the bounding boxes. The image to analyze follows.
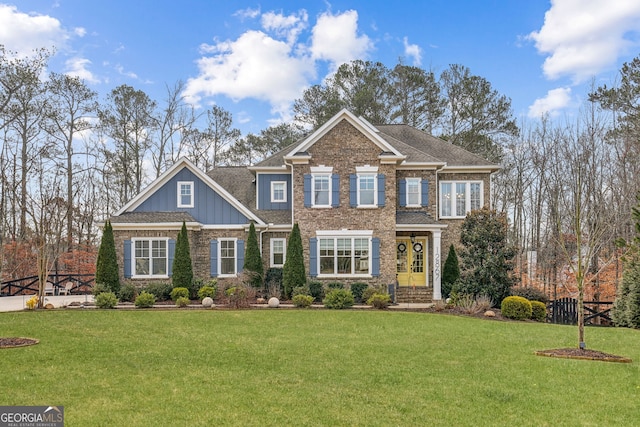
[394,286,433,304]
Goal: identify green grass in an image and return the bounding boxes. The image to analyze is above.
[1,309,639,426]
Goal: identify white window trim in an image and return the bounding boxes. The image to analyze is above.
[177,181,194,208]
[439,181,483,219]
[218,238,238,278]
[270,238,286,267]
[311,174,332,208]
[270,181,287,203]
[315,230,373,278]
[406,177,421,207]
[357,173,377,208]
[131,237,169,279]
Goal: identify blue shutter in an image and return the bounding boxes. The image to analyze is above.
[237,239,245,273]
[210,240,218,277]
[331,174,340,207]
[167,239,176,276]
[309,237,318,277]
[377,174,386,207]
[371,238,380,277]
[123,240,132,278]
[349,174,357,207]
[421,179,429,207]
[303,174,311,207]
[398,179,407,207]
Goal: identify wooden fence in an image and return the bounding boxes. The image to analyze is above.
[548,298,613,326]
[0,273,94,296]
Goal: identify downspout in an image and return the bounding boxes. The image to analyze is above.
[283,159,294,226]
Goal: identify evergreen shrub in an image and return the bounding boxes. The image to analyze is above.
[95,292,118,309]
[135,291,156,308]
[350,282,368,303]
[197,286,216,300]
[501,296,532,320]
[530,300,547,322]
[144,282,172,301]
[170,287,189,301]
[367,293,391,309]
[118,283,137,302]
[292,294,314,308]
[323,289,354,309]
[176,296,190,307]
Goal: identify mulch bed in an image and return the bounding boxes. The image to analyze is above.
[0,337,39,349]
[535,348,632,363]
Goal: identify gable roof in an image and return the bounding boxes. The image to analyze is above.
[113,157,264,225]
[283,109,405,162]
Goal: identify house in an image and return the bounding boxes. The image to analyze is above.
[109,109,499,301]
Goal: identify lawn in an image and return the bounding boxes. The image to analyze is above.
[1,309,638,426]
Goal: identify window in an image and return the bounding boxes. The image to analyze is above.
[406,178,420,206]
[271,181,287,203]
[220,239,236,276]
[271,238,286,267]
[177,181,194,208]
[358,174,376,206]
[440,181,483,218]
[318,237,370,276]
[313,175,331,206]
[133,239,168,277]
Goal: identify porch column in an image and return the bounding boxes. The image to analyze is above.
[432,230,442,300]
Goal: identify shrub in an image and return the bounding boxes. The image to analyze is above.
[442,244,460,299]
[530,300,547,322]
[501,296,532,320]
[92,283,110,297]
[474,294,494,312]
[118,283,137,302]
[172,221,193,292]
[135,291,156,308]
[95,220,120,294]
[323,289,354,309]
[244,222,264,288]
[95,292,118,309]
[511,287,549,304]
[326,282,345,290]
[170,287,189,301]
[292,294,314,308]
[198,285,216,300]
[283,223,305,299]
[176,296,190,307]
[292,285,310,298]
[367,293,391,309]
[350,282,368,303]
[225,283,256,309]
[144,282,172,301]
[308,280,324,302]
[265,268,283,296]
[25,295,38,310]
[362,285,386,304]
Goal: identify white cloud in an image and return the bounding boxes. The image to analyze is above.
[310,10,373,67]
[0,4,71,56]
[403,37,422,66]
[234,7,261,20]
[528,87,572,118]
[184,30,315,116]
[184,9,374,118]
[528,0,640,82]
[64,57,100,84]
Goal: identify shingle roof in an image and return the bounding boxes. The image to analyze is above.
[396,211,439,225]
[109,211,196,223]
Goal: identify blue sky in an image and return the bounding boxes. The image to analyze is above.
[3,0,640,135]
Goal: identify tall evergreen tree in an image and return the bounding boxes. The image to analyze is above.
[172,221,193,291]
[441,244,460,299]
[95,220,120,294]
[283,223,305,299]
[456,208,517,305]
[244,222,263,288]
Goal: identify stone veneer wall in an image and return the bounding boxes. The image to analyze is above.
[291,120,397,286]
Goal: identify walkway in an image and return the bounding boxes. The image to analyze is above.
[0,295,94,312]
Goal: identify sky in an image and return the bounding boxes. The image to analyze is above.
[2,0,640,135]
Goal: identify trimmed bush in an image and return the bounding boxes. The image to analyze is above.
[530,300,547,322]
[367,293,391,309]
[198,285,216,300]
[326,282,345,290]
[144,282,172,301]
[170,287,189,301]
[283,223,305,299]
[362,285,386,304]
[92,283,110,297]
[176,296,190,307]
[95,220,120,294]
[292,294,314,308]
[118,283,137,302]
[292,285,310,297]
[172,222,193,293]
[95,292,118,309]
[323,289,354,309]
[308,281,324,302]
[350,282,368,303]
[135,291,156,308]
[501,296,532,320]
[244,222,264,288]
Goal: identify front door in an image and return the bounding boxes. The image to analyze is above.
[396,238,427,286]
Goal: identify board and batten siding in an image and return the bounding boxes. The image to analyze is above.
[256,173,292,210]
[134,168,249,225]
